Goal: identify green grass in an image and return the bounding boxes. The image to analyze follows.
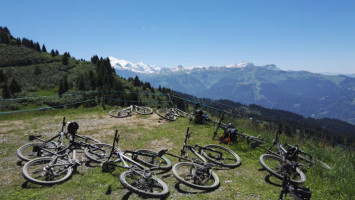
[0,107,353,200]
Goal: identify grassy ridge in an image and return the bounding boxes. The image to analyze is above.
[0,107,353,200]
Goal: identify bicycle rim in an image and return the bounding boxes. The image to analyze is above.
[22,157,73,185]
[259,154,306,184]
[109,110,129,118]
[201,144,241,168]
[156,108,176,121]
[17,142,57,162]
[172,162,219,190]
[135,106,153,115]
[119,170,169,198]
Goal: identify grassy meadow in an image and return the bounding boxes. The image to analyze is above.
[0,106,353,200]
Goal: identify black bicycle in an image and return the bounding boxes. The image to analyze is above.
[17,117,100,162]
[84,130,171,198]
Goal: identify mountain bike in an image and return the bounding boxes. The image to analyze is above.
[259,125,308,184]
[156,94,192,121]
[258,125,331,170]
[109,105,153,118]
[278,160,312,200]
[22,122,98,185]
[154,127,241,190]
[17,117,100,162]
[84,130,170,198]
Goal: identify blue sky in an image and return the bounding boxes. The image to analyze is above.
[1,0,355,73]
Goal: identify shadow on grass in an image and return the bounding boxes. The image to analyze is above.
[174,182,215,194]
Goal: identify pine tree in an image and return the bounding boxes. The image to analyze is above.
[42,44,47,52]
[64,76,69,92]
[133,76,141,87]
[50,49,56,57]
[58,80,64,96]
[16,38,21,46]
[55,50,59,56]
[10,78,21,94]
[35,42,41,52]
[0,70,5,83]
[62,53,68,65]
[2,83,11,98]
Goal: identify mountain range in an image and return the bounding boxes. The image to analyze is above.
[110,57,355,124]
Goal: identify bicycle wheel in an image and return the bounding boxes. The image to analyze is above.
[298,155,331,170]
[17,142,57,162]
[135,106,153,115]
[22,157,73,185]
[201,144,241,168]
[176,109,193,118]
[259,154,306,184]
[133,149,172,170]
[84,143,121,163]
[120,170,169,198]
[109,109,130,118]
[156,108,176,121]
[172,162,220,190]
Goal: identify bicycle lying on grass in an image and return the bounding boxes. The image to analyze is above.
[258,124,331,171]
[22,122,100,185]
[140,127,241,191]
[17,117,100,162]
[109,105,153,118]
[84,130,171,198]
[156,94,193,121]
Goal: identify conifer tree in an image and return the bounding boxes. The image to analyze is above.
[55,50,59,56]
[58,80,64,96]
[0,70,5,83]
[10,78,21,94]
[42,44,47,52]
[64,76,69,92]
[50,49,56,57]
[133,76,141,87]
[2,83,11,99]
[61,53,68,65]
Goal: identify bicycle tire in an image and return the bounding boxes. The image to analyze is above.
[84,143,121,163]
[259,154,306,184]
[17,142,57,162]
[120,170,169,198]
[156,108,176,121]
[176,109,193,118]
[133,149,172,170]
[22,157,73,185]
[172,162,220,190]
[201,144,241,168]
[109,109,130,118]
[135,106,153,115]
[298,155,331,170]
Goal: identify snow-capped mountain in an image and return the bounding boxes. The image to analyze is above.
[109,57,280,74]
[109,57,161,74]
